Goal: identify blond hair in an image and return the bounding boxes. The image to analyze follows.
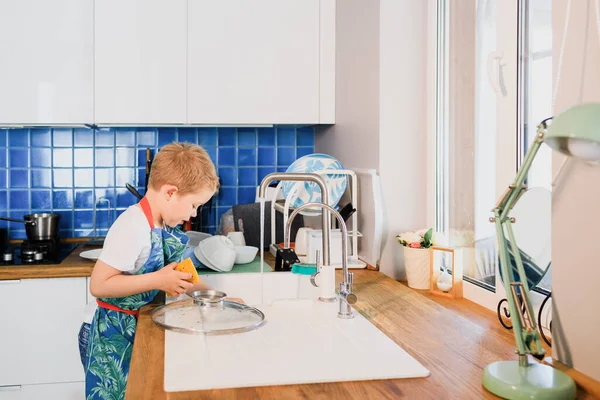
[148,142,219,194]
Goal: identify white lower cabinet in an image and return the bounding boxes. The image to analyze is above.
[0,278,87,393]
[0,382,84,400]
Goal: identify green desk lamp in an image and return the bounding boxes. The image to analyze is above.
[483,102,600,399]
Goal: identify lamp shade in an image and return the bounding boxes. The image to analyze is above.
[545,103,600,161]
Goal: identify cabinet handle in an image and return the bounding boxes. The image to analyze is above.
[0,385,22,391]
[0,280,21,284]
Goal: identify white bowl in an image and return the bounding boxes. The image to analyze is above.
[196,235,236,272]
[227,231,246,246]
[185,231,212,247]
[193,246,223,272]
[235,246,258,264]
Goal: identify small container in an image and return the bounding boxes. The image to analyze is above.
[189,290,227,309]
[293,227,313,256]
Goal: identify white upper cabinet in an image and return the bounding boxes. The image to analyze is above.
[188,0,329,124]
[95,0,187,124]
[1,1,334,125]
[0,0,94,125]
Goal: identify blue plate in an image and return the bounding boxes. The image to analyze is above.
[281,153,348,210]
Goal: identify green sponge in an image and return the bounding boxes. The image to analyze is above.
[291,263,317,275]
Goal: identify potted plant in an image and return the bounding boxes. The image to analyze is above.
[397,228,434,289]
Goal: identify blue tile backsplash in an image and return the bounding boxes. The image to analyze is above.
[0,127,314,239]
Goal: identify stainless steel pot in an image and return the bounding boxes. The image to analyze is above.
[0,213,60,241]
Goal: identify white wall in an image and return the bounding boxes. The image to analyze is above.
[552,0,600,382]
[315,0,380,170]
[378,0,429,279]
[314,0,381,268]
[315,0,429,278]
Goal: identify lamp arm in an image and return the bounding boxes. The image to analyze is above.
[496,123,547,220]
[505,219,543,352]
[494,214,546,361]
[494,213,527,357]
[492,121,549,363]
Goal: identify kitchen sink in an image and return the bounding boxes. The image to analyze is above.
[197,270,321,305]
[164,271,429,391]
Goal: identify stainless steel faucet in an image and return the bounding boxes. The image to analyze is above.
[258,172,331,265]
[285,202,357,319]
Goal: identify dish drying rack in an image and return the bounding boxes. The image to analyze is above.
[268,169,366,269]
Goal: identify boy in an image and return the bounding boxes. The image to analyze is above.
[82,142,218,400]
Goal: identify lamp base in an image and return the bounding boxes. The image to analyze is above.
[483,361,576,400]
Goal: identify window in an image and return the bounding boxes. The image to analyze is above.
[519,0,553,191]
[433,0,553,310]
[519,0,553,293]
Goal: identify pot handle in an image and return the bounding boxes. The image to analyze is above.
[0,216,36,226]
[126,183,143,200]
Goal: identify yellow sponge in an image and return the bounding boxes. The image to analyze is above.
[167,258,199,297]
[176,257,199,284]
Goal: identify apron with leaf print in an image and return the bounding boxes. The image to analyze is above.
[85,197,189,400]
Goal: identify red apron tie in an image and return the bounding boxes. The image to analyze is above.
[139,196,155,229]
[96,299,140,319]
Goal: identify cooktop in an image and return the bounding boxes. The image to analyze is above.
[0,241,78,266]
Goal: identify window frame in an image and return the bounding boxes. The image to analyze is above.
[428,0,553,322]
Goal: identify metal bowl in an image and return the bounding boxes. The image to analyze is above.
[189,289,227,307]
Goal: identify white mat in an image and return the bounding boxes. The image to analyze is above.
[164,299,429,391]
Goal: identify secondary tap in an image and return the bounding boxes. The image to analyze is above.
[285,202,357,319]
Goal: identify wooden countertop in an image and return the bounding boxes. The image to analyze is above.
[124,269,597,399]
[0,241,96,280]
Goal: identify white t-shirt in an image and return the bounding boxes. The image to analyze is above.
[99,205,152,273]
[83,205,153,324]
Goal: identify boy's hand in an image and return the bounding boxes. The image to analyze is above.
[155,262,194,296]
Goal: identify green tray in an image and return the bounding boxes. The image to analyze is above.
[197,257,273,275]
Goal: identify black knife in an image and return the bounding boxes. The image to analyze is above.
[145,148,152,193]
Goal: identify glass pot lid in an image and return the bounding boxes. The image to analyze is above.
[151,290,265,335]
